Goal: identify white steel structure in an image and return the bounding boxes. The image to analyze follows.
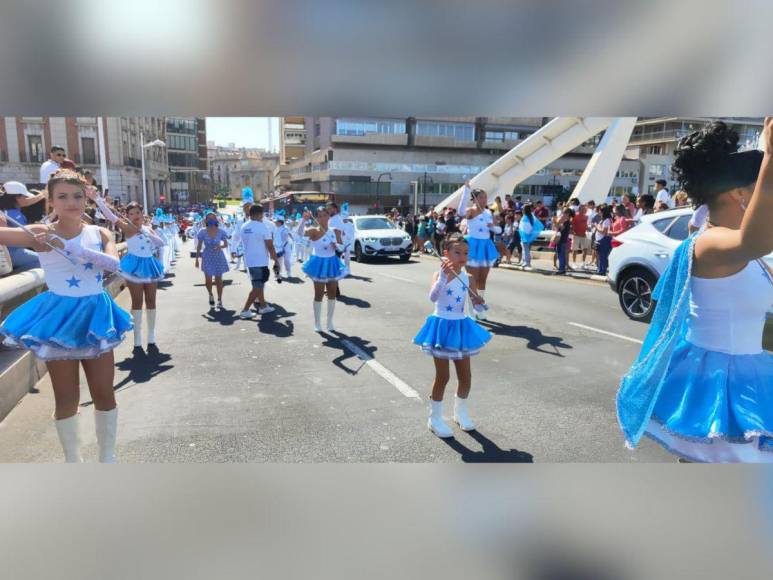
[434,117,637,211]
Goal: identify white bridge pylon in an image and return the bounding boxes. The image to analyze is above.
[434,117,638,211]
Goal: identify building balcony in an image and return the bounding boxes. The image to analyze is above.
[628,129,692,145]
[480,138,523,151]
[331,133,408,146]
[414,135,477,149]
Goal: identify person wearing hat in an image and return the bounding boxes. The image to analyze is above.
[0,181,48,270]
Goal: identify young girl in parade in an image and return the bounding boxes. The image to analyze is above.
[195,211,230,311]
[0,170,132,462]
[301,207,347,332]
[458,181,500,320]
[414,233,492,438]
[91,192,166,354]
[518,203,543,268]
[618,119,773,463]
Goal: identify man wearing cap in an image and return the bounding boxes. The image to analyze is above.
[0,181,48,270]
[654,179,674,209]
[39,146,66,185]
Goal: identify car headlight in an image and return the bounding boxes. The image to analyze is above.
[363,237,378,243]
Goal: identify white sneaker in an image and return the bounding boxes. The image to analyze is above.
[258,305,275,315]
[239,310,255,319]
[216,300,223,311]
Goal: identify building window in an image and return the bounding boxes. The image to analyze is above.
[335,118,406,136]
[81,137,96,164]
[416,121,474,141]
[27,134,43,163]
[648,145,663,155]
[484,130,519,142]
[648,164,665,176]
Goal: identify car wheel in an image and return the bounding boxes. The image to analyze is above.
[618,268,656,322]
[354,242,364,263]
[399,252,410,262]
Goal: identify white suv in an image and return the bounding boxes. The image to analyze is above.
[608,207,773,322]
[351,215,413,263]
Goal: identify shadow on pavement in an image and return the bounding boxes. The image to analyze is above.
[193,280,235,287]
[283,276,305,284]
[335,295,371,309]
[480,321,572,357]
[441,430,534,463]
[157,280,174,290]
[319,331,377,375]
[255,304,296,338]
[81,348,174,406]
[345,274,373,283]
[201,307,239,326]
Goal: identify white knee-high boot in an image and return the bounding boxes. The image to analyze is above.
[95,407,118,464]
[326,299,336,332]
[131,310,143,347]
[476,289,487,320]
[453,395,476,431]
[428,399,453,438]
[146,309,157,344]
[54,414,82,463]
[313,301,323,332]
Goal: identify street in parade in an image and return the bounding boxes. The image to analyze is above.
[0,115,771,463]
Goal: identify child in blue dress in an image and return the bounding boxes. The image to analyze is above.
[90,191,166,354]
[413,233,492,438]
[618,119,773,463]
[195,212,230,311]
[301,207,347,332]
[0,170,132,462]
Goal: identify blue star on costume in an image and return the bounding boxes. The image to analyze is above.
[446,289,454,296]
[446,305,454,312]
[66,276,81,288]
[478,228,485,233]
[95,273,102,283]
[455,295,463,303]
[83,262,94,270]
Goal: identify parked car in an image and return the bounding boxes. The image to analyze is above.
[608,207,773,324]
[351,215,412,262]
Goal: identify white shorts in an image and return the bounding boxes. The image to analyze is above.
[572,235,591,251]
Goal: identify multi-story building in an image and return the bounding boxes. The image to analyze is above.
[274,116,306,190]
[626,117,764,195]
[208,143,279,199]
[0,116,169,207]
[285,116,640,212]
[166,117,209,206]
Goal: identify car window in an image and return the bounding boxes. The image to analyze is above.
[652,217,676,234]
[355,218,396,230]
[665,215,690,241]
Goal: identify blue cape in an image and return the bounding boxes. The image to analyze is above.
[617,233,697,448]
[517,215,544,244]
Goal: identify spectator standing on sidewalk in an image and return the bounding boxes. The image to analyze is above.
[595,205,614,275]
[654,179,673,208]
[555,207,573,274]
[610,204,633,237]
[39,146,65,185]
[633,194,656,221]
[0,181,48,271]
[570,202,591,269]
[533,199,550,226]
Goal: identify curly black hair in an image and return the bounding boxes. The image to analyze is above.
[671,121,762,206]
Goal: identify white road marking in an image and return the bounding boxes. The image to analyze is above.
[341,339,421,399]
[378,273,415,284]
[568,322,643,345]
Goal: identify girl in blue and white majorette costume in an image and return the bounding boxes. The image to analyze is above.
[458,181,500,320]
[93,193,166,354]
[0,171,132,463]
[618,119,773,463]
[414,233,492,438]
[301,206,347,332]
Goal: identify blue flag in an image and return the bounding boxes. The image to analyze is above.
[242,187,254,204]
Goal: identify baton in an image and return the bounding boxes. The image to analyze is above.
[1,210,79,265]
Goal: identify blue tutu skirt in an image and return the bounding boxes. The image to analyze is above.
[643,339,773,462]
[120,254,165,284]
[465,237,500,268]
[413,315,492,360]
[0,291,132,361]
[302,255,347,282]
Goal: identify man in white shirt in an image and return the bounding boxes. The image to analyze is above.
[238,204,278,319]
[654,179,674,209]
[688,203,709,234]
[39,146,65,185]
[273,214,293,280]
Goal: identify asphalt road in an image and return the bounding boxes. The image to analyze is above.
[0,240,672,462]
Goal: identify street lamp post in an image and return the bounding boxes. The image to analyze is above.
[140,131,166,212]
[421,172,433,210]
[375,172,391,212]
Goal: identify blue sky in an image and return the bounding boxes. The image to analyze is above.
[206,117,280,150]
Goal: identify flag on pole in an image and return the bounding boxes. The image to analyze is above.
[242,187,254,204]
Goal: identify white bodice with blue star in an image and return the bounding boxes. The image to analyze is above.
[38,225,106,297]
[125,226,156,258]
[467,208,494,240]
[311,228,337,258]
[433,271,470,321]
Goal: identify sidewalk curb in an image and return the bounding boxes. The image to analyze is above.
[413,252,608,284]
